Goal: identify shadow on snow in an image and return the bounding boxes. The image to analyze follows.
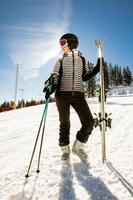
[59,161,76,200]
[59,161,119,200]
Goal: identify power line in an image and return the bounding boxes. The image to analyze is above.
[13,61,20,109]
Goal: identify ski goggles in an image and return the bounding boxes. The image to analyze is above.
[59,39,68,47]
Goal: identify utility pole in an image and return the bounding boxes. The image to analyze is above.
[19,88,25,108]
[13,61,20,109]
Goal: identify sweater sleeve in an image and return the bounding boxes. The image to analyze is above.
[82,59,100,82]
[52,59,61,85]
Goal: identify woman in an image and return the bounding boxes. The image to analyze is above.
[44,33,101,161]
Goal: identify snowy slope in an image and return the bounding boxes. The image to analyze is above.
[0,96,133,200]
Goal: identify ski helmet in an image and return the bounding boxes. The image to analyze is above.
[59,33,79,50]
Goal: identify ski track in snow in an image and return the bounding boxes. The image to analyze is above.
[0,96,133,200]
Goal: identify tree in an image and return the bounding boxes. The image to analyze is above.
[108,63,114,88]
[123,66,132,86]
[117,66,123,85]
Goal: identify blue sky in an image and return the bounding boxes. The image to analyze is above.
[0,0,133,103]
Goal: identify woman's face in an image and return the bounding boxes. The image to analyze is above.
[59,39,70,53]
[61,45,70,54]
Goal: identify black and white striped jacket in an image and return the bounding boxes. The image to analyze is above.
[53,49,99,96]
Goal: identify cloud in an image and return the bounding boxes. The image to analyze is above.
[5,0,72,80]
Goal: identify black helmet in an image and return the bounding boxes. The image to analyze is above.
[60,33,79,50]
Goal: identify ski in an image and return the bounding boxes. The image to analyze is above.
[95,40,112,163]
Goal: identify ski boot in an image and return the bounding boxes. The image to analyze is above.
[72,139,88,163]
[60,145,70,161]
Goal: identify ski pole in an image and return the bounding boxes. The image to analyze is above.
[36,98,49,173]
[25,100,49,178]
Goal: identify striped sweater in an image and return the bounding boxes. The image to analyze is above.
[53,49,100,96]
[53,50,88,95]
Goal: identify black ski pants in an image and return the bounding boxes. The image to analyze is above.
[55,94,94,146]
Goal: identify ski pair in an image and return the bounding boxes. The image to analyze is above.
[95,40,112,163]
[25,98,49,179]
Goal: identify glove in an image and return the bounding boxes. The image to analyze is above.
[45,84,56,100]
[43,73,58,100]
[96,57,104,69]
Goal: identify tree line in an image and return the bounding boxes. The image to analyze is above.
[0,99,53,113]
[0,97,56,113]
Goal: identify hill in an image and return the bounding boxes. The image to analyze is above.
[0,96,133,200]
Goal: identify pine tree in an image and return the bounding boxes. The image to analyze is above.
[123,66,132,86]
[126,66,132,85]
[108,63,114,88]
[117,66,123,85]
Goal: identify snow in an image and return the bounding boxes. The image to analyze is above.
[110,85,133,96]
[0,95,133,200]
